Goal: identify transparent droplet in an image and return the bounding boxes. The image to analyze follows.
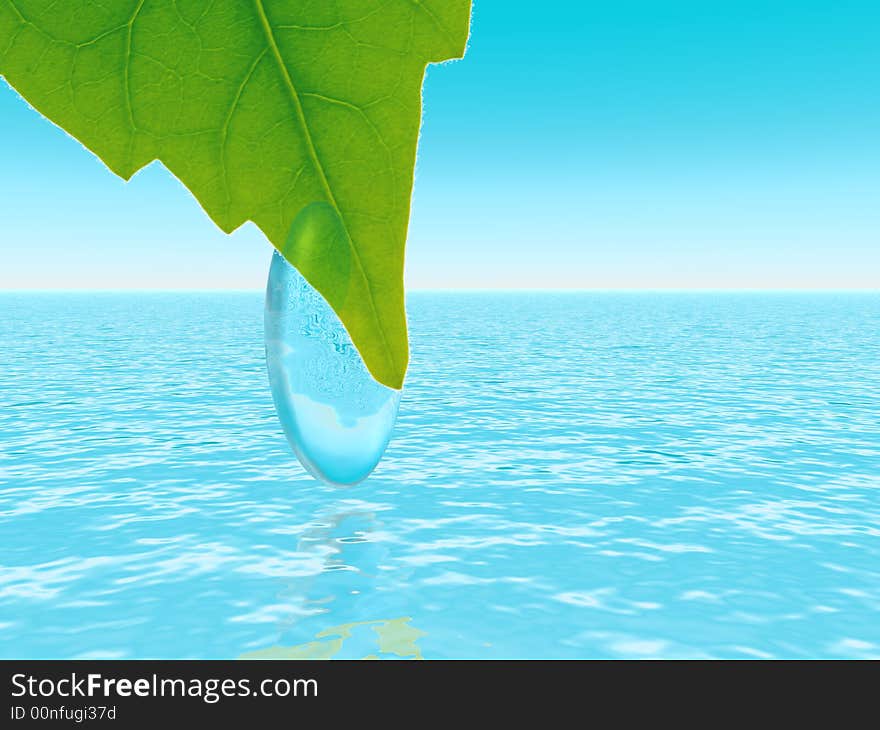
[265,250,401,486]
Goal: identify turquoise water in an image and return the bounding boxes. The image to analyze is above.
[265,251,400,486]
[1,293,878,659]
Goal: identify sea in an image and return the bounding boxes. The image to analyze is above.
[1,292,878,659]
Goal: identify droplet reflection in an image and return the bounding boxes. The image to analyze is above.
[264,251,401,486]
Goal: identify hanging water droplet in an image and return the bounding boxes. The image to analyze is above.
[265,250,401,486]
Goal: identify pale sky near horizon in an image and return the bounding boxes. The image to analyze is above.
[1,0,878,291]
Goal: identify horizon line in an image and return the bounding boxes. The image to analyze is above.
[0,287,878,295]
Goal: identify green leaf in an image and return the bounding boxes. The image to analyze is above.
[0,0,471,389]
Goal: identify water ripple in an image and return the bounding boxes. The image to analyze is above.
[1,293,879,658]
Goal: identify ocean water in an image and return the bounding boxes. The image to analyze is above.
[0,292,878,659]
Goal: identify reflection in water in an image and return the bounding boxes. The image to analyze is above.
[245,499,425,659]
[240,618,426,660]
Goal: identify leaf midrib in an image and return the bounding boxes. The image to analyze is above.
[251,0,399,383]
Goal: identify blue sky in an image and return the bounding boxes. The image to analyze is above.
[1,0,878,290]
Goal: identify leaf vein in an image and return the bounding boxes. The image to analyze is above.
[251,0,397,376]
[219,48,267,213]
[122,0,147,166]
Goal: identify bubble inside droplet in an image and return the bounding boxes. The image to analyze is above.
[265,251,401,486]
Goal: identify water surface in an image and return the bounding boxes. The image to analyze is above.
[0,293,878,658]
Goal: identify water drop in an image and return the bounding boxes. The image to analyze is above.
[265,250,401,486]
